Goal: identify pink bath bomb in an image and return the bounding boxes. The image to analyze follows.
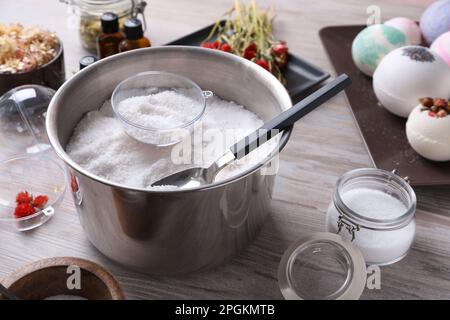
[385,17,422,45]
[431,31,450,66]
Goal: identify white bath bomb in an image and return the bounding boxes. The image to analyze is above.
[385,17,422,45]
[352,24,408,77]
[406,102,450,161]
[373,46,450,118]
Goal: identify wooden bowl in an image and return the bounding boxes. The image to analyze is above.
[0,257,125,300]
[0,38,65,96]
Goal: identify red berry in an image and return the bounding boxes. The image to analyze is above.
[246,43,257,52]
[201,41,220,50]
[212,41,220,49]
[243,49,255,60]
[428,111,437,117]
[243,43,257,60]
[272,41,289,68]
[32,195,49,209]
[255,59,270,71]
[14,203,35,218]
[16,191,33,204]
[219,43,232,52]
[200,42,214,49]
[272,41,288,56]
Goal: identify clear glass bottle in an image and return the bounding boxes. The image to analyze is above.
[62,0,146,54]
[326,168,416,266]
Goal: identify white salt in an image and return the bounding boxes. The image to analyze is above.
[116,90,202,129]
[326,187,415,265]
[341,188,406,220]
[66,95,277,189]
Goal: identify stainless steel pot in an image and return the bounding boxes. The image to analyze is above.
[46,46,292,274]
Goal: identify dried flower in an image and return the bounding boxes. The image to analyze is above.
[0,23,58,74]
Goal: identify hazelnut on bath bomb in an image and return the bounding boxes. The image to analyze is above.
[431,31,450,66]
[420,0,450,45]
[406,98,450,162]
[373,46,450,118]
[352,24,408,76]
[385,17,422,45]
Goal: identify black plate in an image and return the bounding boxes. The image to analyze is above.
[320,25,450,186]
[165,21,330,102]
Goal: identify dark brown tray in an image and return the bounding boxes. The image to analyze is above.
[166,21,330,103]
[319,25,450,186]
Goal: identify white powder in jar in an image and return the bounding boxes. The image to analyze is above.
[326,187,415,265]
[66,95,279,190]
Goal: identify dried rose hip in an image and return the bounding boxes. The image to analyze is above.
[14,203,35,218]
[419,97,434,108]
[255,59,270,71]
[219,43,232,52]
[16,191,33,204]
[434,98,447,109]
[32,195,49,209]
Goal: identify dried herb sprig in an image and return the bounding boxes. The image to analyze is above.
[201,0,288,84]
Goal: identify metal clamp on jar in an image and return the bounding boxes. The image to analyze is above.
[278,168,417,300]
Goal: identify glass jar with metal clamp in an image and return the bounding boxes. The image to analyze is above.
[278,168,416,300]
[61,0,147,53]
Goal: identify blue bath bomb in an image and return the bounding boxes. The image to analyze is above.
[420,0,450,45]
[352,24,407,77]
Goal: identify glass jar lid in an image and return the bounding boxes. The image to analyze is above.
[278,233,367,300]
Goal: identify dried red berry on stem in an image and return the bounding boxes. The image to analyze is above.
[243,43,257,60]
[14,203,35,218]
[16,191,33,204]
[255,59,271,71]
[32,195,49,209]
[219,43,232,52]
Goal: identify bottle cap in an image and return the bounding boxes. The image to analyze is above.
[79,56,98,70]
[101,12,119,34]
[123,18,144,40]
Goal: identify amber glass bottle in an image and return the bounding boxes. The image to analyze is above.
[119,18,151,52]
[96,12,125,59]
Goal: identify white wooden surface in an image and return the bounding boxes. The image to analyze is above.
[1,0,450,299]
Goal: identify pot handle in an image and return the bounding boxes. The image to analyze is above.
[230,74,351,159]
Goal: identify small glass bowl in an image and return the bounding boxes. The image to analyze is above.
[111,71,210,146]
[0,155,67,231]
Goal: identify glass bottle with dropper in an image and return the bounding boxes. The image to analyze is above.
[96,12,125,59]
[119,17,151,52]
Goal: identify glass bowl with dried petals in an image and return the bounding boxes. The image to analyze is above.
[0,23,65,96]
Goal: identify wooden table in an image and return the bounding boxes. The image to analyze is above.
[1,0,449,300]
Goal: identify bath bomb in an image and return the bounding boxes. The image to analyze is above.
[352,24,408,76]
[431,31,450,66]
[420,0,450,45]
[385,17,422,45]
[406,99,450,161]
[373,46,450,118]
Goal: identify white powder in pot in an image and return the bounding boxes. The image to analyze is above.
[116,90,203,129]
[66,95,279,189]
